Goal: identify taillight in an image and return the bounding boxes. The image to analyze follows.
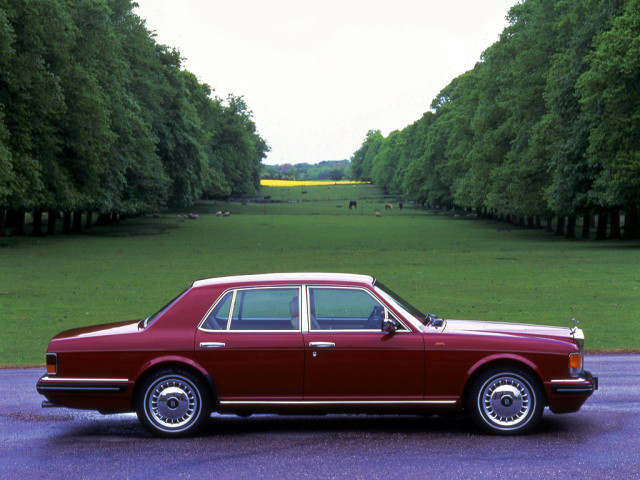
[569,353,582,377]
[46,353,57,375]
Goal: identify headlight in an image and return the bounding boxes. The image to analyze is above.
[569,353,583,377]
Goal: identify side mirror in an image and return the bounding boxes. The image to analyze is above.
[382,318,398,334]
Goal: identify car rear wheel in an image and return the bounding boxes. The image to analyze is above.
[136,368,211,437]
[467,367,544,435]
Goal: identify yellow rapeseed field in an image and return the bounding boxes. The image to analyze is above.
[260,179,370,187]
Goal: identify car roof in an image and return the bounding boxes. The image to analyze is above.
[191,272,375,289]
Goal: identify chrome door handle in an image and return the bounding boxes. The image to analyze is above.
[199,342,225,348]
[309,342,335,348]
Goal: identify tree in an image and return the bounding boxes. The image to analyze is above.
[578,0,640,238]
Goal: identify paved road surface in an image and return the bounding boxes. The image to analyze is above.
[1,355,638,479]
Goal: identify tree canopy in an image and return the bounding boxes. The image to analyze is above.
[350,0,639,239]
[0,0,268,234]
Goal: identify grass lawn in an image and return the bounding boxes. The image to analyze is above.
[1,185,639,365]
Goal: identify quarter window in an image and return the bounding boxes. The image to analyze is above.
[202,291,232,330]
[309,288,398,331]
[229,288,301,331]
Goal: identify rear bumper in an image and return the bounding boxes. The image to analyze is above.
[36,374,133,413]
[546,370,598,414]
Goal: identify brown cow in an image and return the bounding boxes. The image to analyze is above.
[385,204,393,211]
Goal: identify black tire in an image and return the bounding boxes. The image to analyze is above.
[467,367,544,435]
[135,368,211,437]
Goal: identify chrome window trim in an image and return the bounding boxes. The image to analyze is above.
[198,285,303,333]
[305,285,411,333]
[219,399,457,405]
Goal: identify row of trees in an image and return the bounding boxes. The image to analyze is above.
[351,0,640,239]
[0,0,268,236]
[262,160,351,181]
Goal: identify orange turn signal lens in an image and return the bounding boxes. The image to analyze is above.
[569,353,582,370]
[569,353,582,376]
[46,353,57,375]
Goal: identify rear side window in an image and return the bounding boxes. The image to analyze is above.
[230,288,300,331]
[202,292,232,330]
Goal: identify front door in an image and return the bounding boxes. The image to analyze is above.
[303,286,424,400]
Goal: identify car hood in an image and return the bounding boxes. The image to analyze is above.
[52,319,142,341]
[442,319,576,344]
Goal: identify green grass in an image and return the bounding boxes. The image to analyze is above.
[1,187,639,365]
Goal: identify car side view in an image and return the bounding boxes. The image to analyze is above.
[37,273,598,436]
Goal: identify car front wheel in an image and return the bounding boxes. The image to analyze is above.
[467,367,544,435]
[136,368,211,437]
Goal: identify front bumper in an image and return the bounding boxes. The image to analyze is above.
[550,370,598,395]
[546,370,598,414]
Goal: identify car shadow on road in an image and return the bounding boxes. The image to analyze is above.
[62,411,602,440]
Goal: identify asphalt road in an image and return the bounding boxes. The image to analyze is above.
[1,355,638,480]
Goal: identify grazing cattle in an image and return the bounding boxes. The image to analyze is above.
[264,196,271,201]
[223,212,230,217]
[215,211,222,217]
[375,211,381,217]
[385,204,393,211]
[301,190,307,194]
[398,202,403,210]
[152,212,161,218]
[188,213,198,220]
[454,214,460,218]
[349,201,357,210]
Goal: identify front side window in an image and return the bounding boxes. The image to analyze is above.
[229,287,301,331]
[309,287,397,331]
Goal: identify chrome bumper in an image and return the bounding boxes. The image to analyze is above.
[551,370,598,395]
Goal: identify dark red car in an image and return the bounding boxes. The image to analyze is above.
[37,273,597,436]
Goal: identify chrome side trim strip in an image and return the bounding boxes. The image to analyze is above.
[219,400,457,405]
[550,379,587,383]
[39,377,129,383]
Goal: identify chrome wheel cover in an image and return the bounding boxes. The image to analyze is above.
[144,375,201,432]
[478,373,535,430]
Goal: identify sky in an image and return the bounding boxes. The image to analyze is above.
[135,0,518,165]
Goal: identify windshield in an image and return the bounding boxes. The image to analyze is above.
[141,288,188,328]
[374,281,427,325]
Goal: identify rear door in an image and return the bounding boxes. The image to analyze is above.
[195,286,304,399]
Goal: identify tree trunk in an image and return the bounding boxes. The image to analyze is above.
[111,212,119,223]
[555,216,565,236]
[581,213,591,240]
[95,213,111,226]
[609,208,621,239]
[31,210,44,237]
[0,208,6,236]
[596,212,608,240]
[487,210,494,220]
[505,214,511,224]
[535,216,542,229]
[545,216,553,232]
[622,209,640,240]
[61,211,72,235]
[85,211,93,230]
[566,215,576,239]
[11,210,27,236]
[47,210,57,235]
[527,216,535,229]
[71,211,83,233]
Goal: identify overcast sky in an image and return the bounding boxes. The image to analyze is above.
[135,0,518,165]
